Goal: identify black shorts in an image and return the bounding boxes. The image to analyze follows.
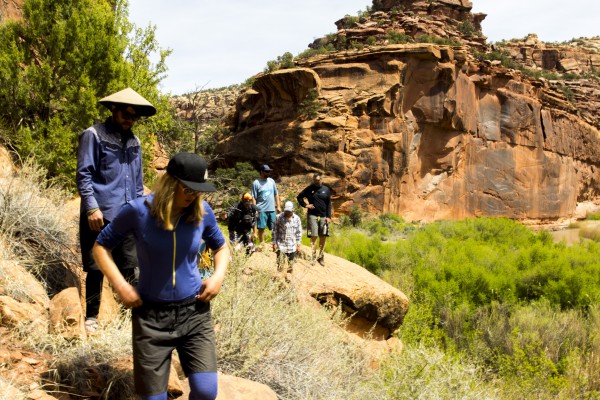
[131,299,216,396]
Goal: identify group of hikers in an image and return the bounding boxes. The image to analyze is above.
[227,164,333,273]
[75,87,332,400]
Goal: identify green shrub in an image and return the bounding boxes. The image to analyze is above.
[341,15,359,29]
[349,205,363,227]
[0,0,171,191]
[213,162,259,211]
[296,44,335,60]
[415,34,461,46]
[264,51,295,73]
[297,88,322,120]
[456,21,476,36]
[473,50,518,69]
[386,30,411,44]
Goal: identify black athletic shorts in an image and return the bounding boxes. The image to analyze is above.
[131,298,216,396]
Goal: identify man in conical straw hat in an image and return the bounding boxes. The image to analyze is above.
[76,87,156,333]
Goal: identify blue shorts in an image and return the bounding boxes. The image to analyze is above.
[257,211,276,230]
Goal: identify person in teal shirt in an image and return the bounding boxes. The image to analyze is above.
[251,164,281,243]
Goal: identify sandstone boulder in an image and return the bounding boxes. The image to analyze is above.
[49,287,85,339]
[216,374,278,400]
[243,247,409,336]
[0,295,48,336]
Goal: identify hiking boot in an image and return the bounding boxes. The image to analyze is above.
[317,255,325,266]
[85,318,99,333]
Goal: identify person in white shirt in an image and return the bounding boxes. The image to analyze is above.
[272,201,302,273]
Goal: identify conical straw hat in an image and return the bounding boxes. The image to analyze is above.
[98,87,156,117]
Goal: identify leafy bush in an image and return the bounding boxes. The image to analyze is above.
[0,0,172,190]
[456,21,477,36]
[415,34,461,46]
[297,88,322,120]
[386,30,411,44]
[473,50,518,69]
[264,52,295,73]
[296,45,335,60]
[340,15,359,29]
[213,162,258,211]
[349,205,363,227]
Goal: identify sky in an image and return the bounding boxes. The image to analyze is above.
[128,0,599,95]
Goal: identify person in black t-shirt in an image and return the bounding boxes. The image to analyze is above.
[296,173,332,266]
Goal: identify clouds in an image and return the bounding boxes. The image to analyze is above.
[128,0,599,95]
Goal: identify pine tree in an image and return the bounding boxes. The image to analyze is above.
[0,0,173,188]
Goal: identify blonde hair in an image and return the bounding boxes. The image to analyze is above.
[149,172,204,230]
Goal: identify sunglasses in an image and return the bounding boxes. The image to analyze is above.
[119,108,140,121]
[180,183,200,196]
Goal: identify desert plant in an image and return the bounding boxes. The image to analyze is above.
[0,157,79,296]
[212,253,376,399]
[37,311,135,399]
[297,88,322,120]
[0,0,172,190]
[386,30,411,44]
[456,21,477,36]
[213,162,259,212]
[348,205,363,227]
[265,52,295,73]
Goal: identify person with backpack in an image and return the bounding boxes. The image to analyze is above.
[228,192,258,253]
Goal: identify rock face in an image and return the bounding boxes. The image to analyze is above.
[0,0,23,22]
[214,1,600,222]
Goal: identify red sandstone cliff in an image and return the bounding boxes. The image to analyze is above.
[213,0,600,222]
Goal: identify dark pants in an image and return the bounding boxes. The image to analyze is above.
[132,299,217,397]
[79,214,138,319]
[276,250,296,272]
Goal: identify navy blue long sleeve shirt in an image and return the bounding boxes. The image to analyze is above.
[96,196,225,303]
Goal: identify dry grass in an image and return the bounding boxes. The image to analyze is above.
[33,311,135,399]
[0,376,26,400]
[364,345,500,399]
[0,158,80,297]
[213,251,377,399]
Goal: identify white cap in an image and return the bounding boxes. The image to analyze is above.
[284,201,294,212]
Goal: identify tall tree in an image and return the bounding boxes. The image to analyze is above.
[0,0,173,188]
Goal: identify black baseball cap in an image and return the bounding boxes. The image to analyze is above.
[166,152,216,192]
[260,164,272,171]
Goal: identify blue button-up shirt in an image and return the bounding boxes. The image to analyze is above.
[76,118,144,222]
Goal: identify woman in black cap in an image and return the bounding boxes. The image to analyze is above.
[92,152,229,400]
